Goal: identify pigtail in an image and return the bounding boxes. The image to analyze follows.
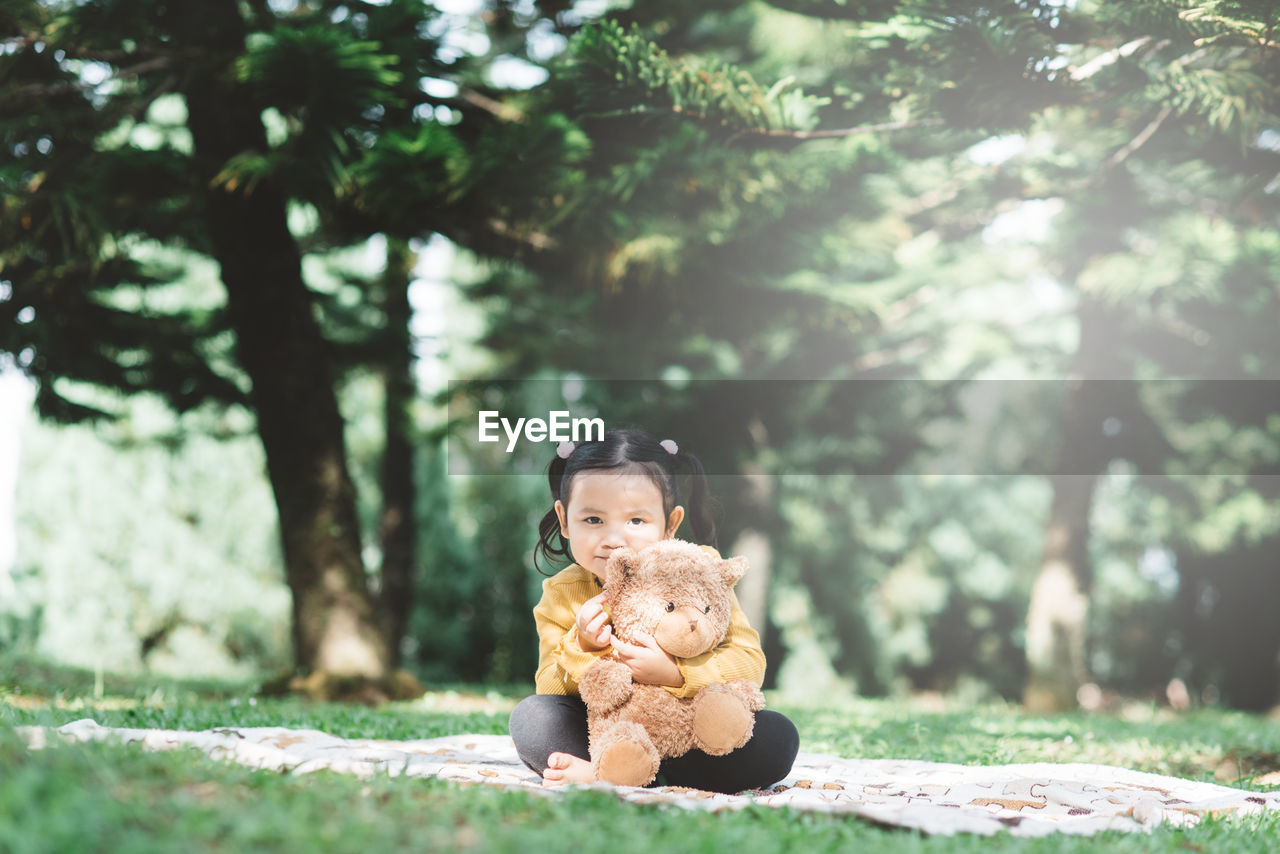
[546,453,568,502]
[677,451,718,549]
[533,509,570,575]
[533,454,572,575]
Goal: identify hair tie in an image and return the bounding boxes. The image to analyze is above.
[659,439,678,455]
[556,441,576,459]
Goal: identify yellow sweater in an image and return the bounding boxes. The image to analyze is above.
[532,550,766,699]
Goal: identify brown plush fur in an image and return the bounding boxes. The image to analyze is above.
[578,539,765,787]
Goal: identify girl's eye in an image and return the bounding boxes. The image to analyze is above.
[629,517,646,525]
[665,603,675,613]
[584,516,601,524]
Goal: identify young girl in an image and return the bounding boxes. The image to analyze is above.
[508,429,799,793]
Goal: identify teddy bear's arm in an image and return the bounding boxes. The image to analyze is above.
[578,657,635,714]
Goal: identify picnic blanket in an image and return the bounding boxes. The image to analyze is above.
[17,719,1280,837]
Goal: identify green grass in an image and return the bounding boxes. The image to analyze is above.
[2,656,1278,853]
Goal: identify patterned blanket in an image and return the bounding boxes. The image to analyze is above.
[17,719,1280,837]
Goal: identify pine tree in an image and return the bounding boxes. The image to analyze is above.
[0,0,582,689]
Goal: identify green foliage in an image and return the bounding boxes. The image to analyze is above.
[771,475,1048,699]
[571,19,829,133]
[3,396,289,680]
[1158,63,1271,138]
[913,1,1071,130]
[0,8,227,420]
[226,26,402,198]
[404,449,544,685]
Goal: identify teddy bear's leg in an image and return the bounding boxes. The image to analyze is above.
[592,720,661,787]
[690,680,765,756]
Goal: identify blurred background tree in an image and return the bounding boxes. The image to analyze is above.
[2,0,1277,711]
[1,0,585,693]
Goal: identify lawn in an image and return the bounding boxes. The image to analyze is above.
[2,656,1278,853]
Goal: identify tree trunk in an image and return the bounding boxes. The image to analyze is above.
[1022,470,1097,712]
[730,526,770,641]
[1022,298,1114,712]
[717,457,783,689]
[378,237,418,668]
[182,0,389,678]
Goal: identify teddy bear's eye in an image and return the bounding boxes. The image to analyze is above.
[704,605,711,614]
[665,602,675,612]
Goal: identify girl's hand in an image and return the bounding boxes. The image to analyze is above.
[575,592,612,652]
[609,633,685,688]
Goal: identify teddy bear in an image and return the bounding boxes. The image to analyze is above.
[577,539,766,787]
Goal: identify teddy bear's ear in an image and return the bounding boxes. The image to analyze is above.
[604,547,639,592]
[720,555,747,588]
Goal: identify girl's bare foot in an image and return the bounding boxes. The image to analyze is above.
[541,752,595,786]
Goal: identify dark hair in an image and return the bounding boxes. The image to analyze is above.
[533,428,716,574]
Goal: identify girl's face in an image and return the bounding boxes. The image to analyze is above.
[555,470,685,579]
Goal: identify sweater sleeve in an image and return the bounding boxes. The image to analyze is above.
[666,590,766,699]
[533,568,611,695]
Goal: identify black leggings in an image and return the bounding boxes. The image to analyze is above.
[508,694,799,794]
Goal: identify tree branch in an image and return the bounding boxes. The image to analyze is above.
[878,284,937,327]
[1070,37,1163,80]
[1097,104,1174,175]
[0,49,192,104]
[759,0,904,22]
[456,86,526,122]
[3,33,175,64]
[581,104,944,145]
[485,216,556,250]
[753,117,947,140]
[850,336,931,372]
